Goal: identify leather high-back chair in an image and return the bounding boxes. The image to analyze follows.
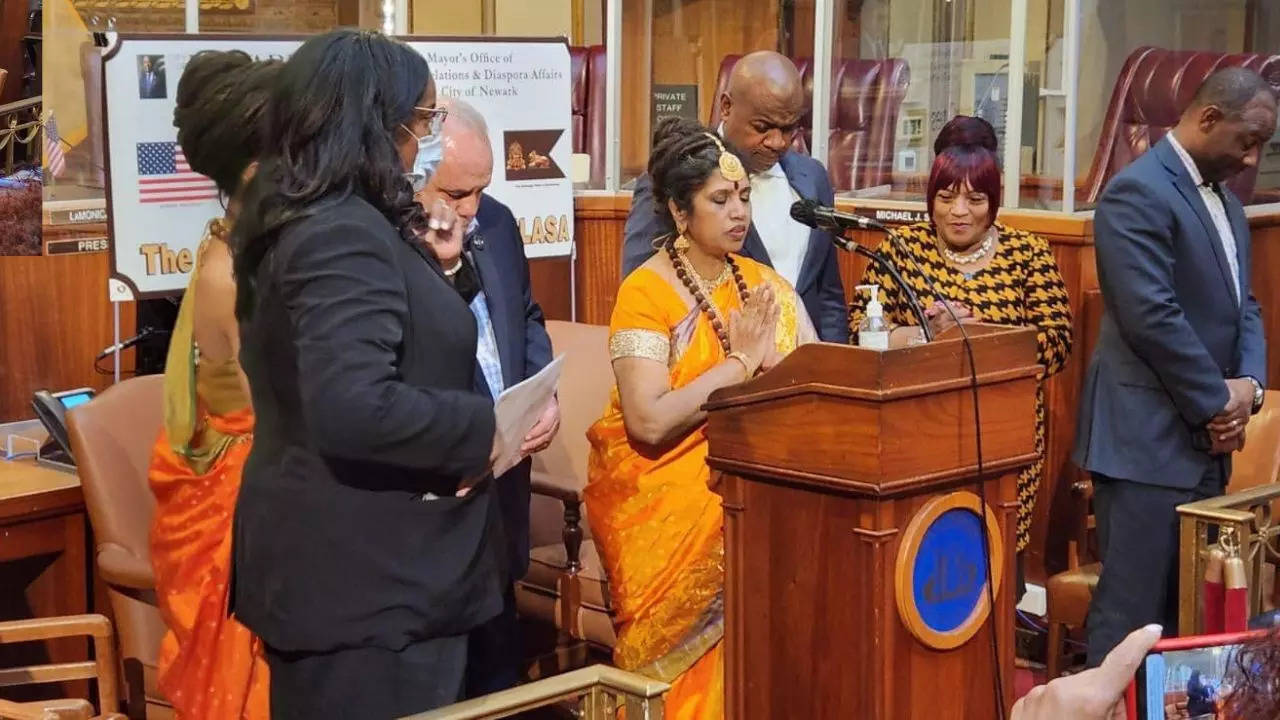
[586,45,607,187]
[518,321,618,674]
[569,47,589,157]
[1082,47,1280,205]
[569,45,607,188]
[828,58,910,192]
[66,375,171,720]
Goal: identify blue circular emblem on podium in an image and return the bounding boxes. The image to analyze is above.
[895,492,1004,650]
[913,508,988,633]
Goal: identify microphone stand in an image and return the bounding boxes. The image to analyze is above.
[834,229,934,342]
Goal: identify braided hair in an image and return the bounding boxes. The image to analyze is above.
[648,116,749,231]
[173,50,282,199]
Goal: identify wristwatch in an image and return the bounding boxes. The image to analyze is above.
[1248,376,1265,415]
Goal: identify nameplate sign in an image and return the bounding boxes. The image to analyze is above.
[857,207,930,225]
[45,237,110,255]
[45,207,109,226]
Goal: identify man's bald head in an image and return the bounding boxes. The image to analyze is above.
[719,51,805,172]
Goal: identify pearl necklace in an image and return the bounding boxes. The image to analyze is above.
[939,227,996,265]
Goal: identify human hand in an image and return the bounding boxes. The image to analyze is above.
[421,195,464,271]
[924,300,976,337]
[520,398,560,456]
[1010,624,1162,720]
[1209,428,1246,456]
[728,284,779,375]
[1215,378,1256,426]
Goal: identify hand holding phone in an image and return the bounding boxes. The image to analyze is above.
[1012,624,1163,720]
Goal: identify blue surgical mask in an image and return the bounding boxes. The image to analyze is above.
[402,124,443,193]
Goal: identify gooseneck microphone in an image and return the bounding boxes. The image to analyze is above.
[789,198,934,342]
[789,197,890,234]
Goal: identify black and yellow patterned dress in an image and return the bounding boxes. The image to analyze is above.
[848,221,1072,552]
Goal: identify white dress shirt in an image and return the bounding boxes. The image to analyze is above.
[1166,134,1241,303]
[749,162,810,289]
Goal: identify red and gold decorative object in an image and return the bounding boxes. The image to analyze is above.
[1203,544,1226,634]
[1222,528,1249,632]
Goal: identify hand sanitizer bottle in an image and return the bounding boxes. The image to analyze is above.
[856,284,890,350]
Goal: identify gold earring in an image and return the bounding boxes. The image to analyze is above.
[674,231,691,251]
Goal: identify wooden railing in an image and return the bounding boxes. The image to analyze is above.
[402,665,669,720]
[1177,484,1280,635]
[0,96,41,174]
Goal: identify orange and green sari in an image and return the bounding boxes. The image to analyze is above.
[147,227,269,719]
[585,255,814,720]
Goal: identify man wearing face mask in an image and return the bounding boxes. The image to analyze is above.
[621,50,849,343]
[412,99,558,696]
[1074,67,1277,667]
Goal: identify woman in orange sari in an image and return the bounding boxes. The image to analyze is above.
[147,51,279,719]
[585,118,815,719]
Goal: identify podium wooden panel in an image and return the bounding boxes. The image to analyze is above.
[705,325,1041,719]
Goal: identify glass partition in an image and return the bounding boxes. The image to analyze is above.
[822,0,1014,203]
[1026,0,1280,210]
[620,0,812,189]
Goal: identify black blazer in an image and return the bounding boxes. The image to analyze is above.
[470,194,553,581]
[621,150,850,343]
[232,194,506,654]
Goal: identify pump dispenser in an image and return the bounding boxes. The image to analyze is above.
[856,284,889,350]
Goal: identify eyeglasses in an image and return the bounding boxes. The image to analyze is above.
[414,106,448,137]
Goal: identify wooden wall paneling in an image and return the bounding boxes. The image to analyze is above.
[528,258,573,322]
[65,0,339,33]
[0,0,26,105]
[1029,236,1095,583]
[1249,214,1280,392]
[573,193,628,325]
[0,234,135,423]
[621,0,653,182]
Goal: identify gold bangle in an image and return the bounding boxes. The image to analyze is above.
[726,351,754,377]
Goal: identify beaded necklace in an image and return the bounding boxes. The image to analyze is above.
[664,237,748,354]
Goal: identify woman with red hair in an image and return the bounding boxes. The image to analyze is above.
[848,116,1073,590]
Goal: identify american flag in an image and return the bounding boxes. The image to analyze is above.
[136,141,218,204]
[44,113,66,179]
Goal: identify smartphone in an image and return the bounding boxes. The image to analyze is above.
[1125,631,1262,720]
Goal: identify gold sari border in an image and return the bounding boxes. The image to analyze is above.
[631,594,724,684]
[610,329,670,364]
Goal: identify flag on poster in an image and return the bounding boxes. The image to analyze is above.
[136,141,217,204]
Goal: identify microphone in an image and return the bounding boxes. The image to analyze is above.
[790,198,934,342]
[789,198,889,234]
[96,327,162,359]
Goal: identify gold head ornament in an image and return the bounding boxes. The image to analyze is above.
[704,132,746,183]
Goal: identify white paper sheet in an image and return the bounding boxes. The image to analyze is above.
[491,354,565,477]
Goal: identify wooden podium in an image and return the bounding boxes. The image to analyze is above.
[704,325,1042,719]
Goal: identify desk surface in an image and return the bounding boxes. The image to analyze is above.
[0,422,83,521]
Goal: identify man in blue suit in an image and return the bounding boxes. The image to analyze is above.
[622,50,849,343]
[418,100,558,694]
[138,55,166,99]
[1073,68,1277,665]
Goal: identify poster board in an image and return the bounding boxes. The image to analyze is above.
[102,34,574,300]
